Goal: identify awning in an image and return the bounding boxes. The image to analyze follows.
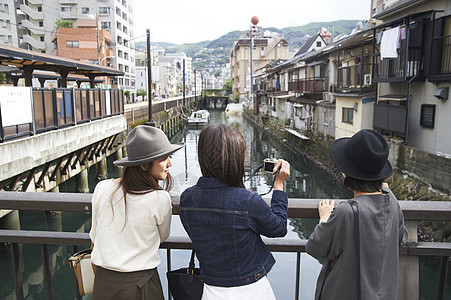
[285,128,310,140]
[275,93,295,99]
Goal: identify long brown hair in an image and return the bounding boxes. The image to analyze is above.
[198,124,246,188]
[111,159,173,228]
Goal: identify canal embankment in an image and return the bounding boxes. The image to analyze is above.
[243,108,451,242]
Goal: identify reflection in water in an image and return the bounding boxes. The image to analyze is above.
[1,109,444,299]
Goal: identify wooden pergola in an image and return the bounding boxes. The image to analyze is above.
[0,43,123,87]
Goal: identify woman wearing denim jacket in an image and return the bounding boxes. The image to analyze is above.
[179,123,291,300]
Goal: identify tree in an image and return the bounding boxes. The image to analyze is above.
[137,89,146,98]
[124,90,130,101]
[224,79,232,95]
[0,72,6,84]
[55,19,73,29]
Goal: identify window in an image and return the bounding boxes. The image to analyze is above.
[101,22,111,30]
[122,12,127,21]
[117,36,122,44]
[118,50,123,58]
[342,107,354,124]
[82,7,90,14]
[66,41,79,48]
[123,25,127,34]
[39,21,43,27]
[40,36,44,41]
[99,7,110,14]
[124,52,128,60]
[38,6,42,12]
[116,7,121,16]
[116,21,121,30]
[61,6,71,12]
[316,41,322,47]
[420,104,435,128]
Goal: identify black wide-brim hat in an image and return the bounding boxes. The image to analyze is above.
[114,125,184,167]
[330,129,393,181]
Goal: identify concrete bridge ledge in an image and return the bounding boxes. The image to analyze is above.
[0,115,127,183]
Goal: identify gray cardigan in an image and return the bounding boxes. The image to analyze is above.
[306,187,408,300]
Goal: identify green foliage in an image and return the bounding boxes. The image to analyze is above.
[137,89,146,97]
[54,19,73,29]
[0,72,6,84]
[224,79,232,95]
[124,90,130,100]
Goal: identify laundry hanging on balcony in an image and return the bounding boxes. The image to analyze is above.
[380,27,400,60]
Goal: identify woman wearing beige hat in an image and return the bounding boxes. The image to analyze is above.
[89,125,184,299]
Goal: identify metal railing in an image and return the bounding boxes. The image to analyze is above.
[0,191,450,300]
[430,34,451,76]
[124,94,198,125]
[288,77,329,94]
[0,87,124,142]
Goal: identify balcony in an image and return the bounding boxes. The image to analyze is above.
[23,34,45,50]
[373,95,407,137]
[22,20,45,35]
[19,4,44,20]
[289,77,328,95]
[374,47,423,82]
[429,34,451,81]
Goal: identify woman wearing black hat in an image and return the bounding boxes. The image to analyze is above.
[306,129,408,300]
[89,125,184,299]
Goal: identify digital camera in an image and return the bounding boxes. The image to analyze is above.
[263,158,278,173]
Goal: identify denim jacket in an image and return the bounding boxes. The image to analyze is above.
[179,177,288,287]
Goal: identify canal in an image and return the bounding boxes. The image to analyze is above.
[0,109,448,299]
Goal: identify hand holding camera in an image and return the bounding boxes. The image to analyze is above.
[263,158,290,191]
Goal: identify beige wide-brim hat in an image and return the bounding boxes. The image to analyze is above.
[114,125,184,167]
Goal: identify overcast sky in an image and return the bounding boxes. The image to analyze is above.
[132,0,372,44]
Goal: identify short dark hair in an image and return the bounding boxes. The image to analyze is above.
[343,175,383,193]
[198,124,246,188]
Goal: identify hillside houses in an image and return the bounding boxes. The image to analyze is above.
[248,0,451,157]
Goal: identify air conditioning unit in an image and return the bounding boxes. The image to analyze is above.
[364,74,372,86]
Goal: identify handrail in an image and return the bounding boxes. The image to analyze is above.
[2,230,451,257]
[1,191,451,221]
[0,191,450,300]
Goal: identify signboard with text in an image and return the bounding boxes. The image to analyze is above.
[0,87,33,126]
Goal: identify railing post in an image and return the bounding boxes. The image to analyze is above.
[11,243,24,300]
[398,220,419,299]
[167,249,172,300]
[41,244,53,300]
[295,252,301,300]
[437,256,449,300]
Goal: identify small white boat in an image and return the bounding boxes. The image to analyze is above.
[225,103,243,116]
[187,110,210,127]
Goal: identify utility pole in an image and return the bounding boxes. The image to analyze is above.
[182,59,185,106]
[96,13,100,64]
[146,29,154,126]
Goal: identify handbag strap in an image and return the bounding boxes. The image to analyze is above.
[348,200,361,300]
[188,250,196,274]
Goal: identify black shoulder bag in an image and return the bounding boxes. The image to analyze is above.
[166,250,204,300]
[348,200,361,300]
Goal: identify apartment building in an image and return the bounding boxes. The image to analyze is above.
[230,29,290,101]
[11,0,135,96]
[0,0,18,47]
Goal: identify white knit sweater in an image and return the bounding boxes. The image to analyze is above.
[90,179,172,272]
